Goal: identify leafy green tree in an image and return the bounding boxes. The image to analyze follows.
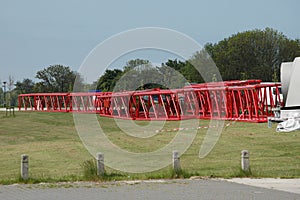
[95,28,300,90]
[96,59,152,92]
[12,78,35,106]
[205,28,300,81]
[163,59,196,84]
[186,48,222,83]
[123,59,150,72]
[35,65,82,92]
[96,69,123,91]
[159,62,186,89]
[109,63,163,92]
[163,59,185,71]
[14,78,35,94]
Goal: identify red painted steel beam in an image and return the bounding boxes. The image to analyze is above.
[17,80,282,123]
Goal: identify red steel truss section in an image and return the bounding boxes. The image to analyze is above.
[191,81,282,122]
[18,80,282,122]
[69,92,111,113]
[105,89,199,120]
[18,93,69,112]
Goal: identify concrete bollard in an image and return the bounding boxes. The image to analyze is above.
[96,152,105,176]
[172,151,181,173]
[241,150,250,172]
[21,154,29,180]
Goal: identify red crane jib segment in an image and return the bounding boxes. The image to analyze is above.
[17,80,282,122]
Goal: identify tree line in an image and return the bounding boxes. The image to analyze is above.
[0,65,84,107]
[95,28,300,91]
[1,27,299,106]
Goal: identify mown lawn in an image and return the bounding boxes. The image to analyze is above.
[0,111,299,183]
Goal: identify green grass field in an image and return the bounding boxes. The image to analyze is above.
[0,111,299,183]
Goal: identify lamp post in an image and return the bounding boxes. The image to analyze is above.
[2,81,7,107]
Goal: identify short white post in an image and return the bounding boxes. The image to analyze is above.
[241,150,250,172]
[21,154,29,180]
[97,152,105,176]
[173,151,181,173]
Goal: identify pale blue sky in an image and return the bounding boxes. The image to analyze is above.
[0,0,299,84]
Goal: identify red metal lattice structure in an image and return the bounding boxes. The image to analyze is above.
[190,80,282,122]
[18,93,69,112]
[18,80,282,122]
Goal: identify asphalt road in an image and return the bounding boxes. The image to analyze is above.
[1,179,299,200]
